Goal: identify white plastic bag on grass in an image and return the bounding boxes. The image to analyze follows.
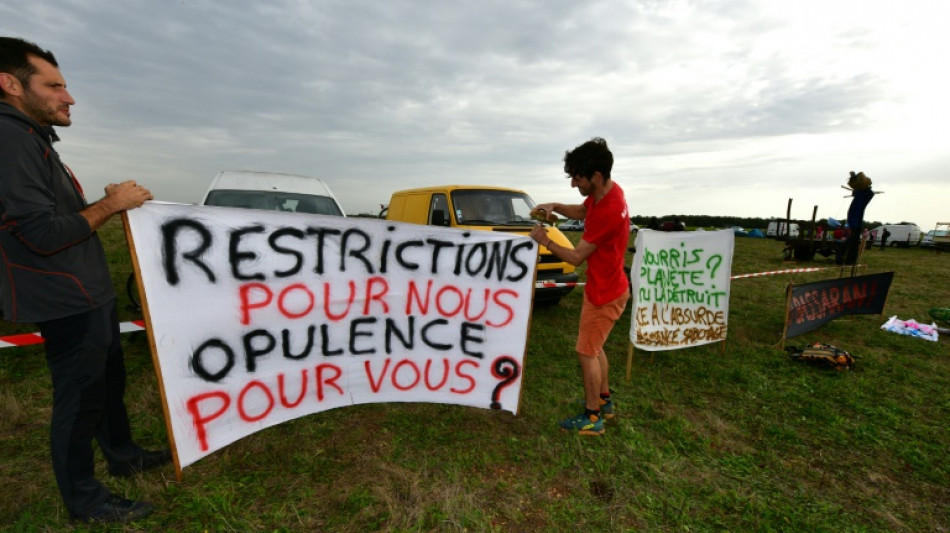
[880,316,939,342]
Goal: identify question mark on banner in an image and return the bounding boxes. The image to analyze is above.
[490,356,521,410]
[706,254,723,279]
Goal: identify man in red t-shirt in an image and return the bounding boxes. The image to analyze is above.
[530,137,630,435]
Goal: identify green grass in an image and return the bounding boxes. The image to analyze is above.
[1,219,948,531]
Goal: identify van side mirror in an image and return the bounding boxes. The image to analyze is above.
[431,209,449,226]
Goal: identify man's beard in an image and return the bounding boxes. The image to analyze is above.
[21,87,71,127]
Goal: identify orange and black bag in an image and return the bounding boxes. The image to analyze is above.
[786,342,855,371]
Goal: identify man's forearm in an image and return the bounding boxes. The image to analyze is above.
[79,197,122,231]
[550,203,585,221]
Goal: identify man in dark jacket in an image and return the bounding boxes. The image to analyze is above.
[0,37,168,524]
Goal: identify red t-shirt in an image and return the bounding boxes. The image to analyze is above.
[582,182,630,305]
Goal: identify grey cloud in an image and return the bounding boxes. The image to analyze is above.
[2,1,945,228]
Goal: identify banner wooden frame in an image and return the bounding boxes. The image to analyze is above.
[122,212,185,481]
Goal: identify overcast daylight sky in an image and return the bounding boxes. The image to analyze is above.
[3,1,948,230]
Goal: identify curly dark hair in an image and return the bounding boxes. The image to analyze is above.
[563,137,613,181]
[0,37,59,98]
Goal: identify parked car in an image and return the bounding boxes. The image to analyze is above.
[559,219,584,231]
[201,171,346,216]
[558,219,636,232]
[766,221,800,239]
[921,230,940,247]
[732,226,748,237]
[868,223,921,247]
[659,220,687,231]
[921,224,950,249]
[129,171,346,312]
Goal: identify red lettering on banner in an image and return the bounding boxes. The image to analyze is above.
[852,283,866,302]
[463,289,489,322]
[186,391,231,452]
[278,369,308,408]
[363,357,480,394]
[365,359,390,393]
[238,380,275,422]
[315,364,344,400]
[451,360,478,394]
[392,359,421,391]
[791,280,882,325]
[362,276,390,315]
[436,285,465,317]
[324,280,356,321]
[487,289,516,327]
[240,283,273,325]
[406,280,433,315]
[185,363,345,451]
[278,283,316,319]
[424,359,450,390]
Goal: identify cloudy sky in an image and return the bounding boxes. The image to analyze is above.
[3,1,948,230]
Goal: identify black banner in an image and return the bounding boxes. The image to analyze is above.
[784,271,894,339]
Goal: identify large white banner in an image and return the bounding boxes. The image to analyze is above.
[126,203,535,469]
[629,229,734,351]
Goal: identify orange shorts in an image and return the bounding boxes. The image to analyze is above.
[575,291,629,357]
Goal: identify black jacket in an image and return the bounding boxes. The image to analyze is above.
[0,102,114,323]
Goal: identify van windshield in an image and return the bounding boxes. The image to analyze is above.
[204,190,344,216]
[451,190,536,226]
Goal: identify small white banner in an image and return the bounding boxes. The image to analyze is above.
[629,229,734,351]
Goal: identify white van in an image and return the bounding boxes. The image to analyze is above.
[868,224,921,247]
[201,171,346,216]
[766,221,800,239]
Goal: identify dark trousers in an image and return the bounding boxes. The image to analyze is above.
[37,300,143,517]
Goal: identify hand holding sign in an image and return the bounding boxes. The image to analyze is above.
[529,207,558,225]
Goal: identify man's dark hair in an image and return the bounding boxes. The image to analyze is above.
[564,137,613,181]
[0,37,59,98]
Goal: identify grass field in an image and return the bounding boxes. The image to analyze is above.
[1,218,948,532]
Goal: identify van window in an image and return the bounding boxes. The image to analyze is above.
[204,190,344,216]
[428,194,449,226]
[451,189,534,225]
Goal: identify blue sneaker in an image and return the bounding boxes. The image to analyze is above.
[558,412,605,435]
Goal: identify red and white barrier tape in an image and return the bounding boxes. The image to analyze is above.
[729,267,824,279]
[729,264,864,279]
[536,264,861,288]
[0,320,145,350]
[535,281,585,288]
[6,264,855,349]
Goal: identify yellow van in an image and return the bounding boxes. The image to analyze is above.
[384,185,579,304]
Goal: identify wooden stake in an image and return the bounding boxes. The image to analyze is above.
[122,212,184,482]
[625,341,634,382]
[779,282,793,348]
